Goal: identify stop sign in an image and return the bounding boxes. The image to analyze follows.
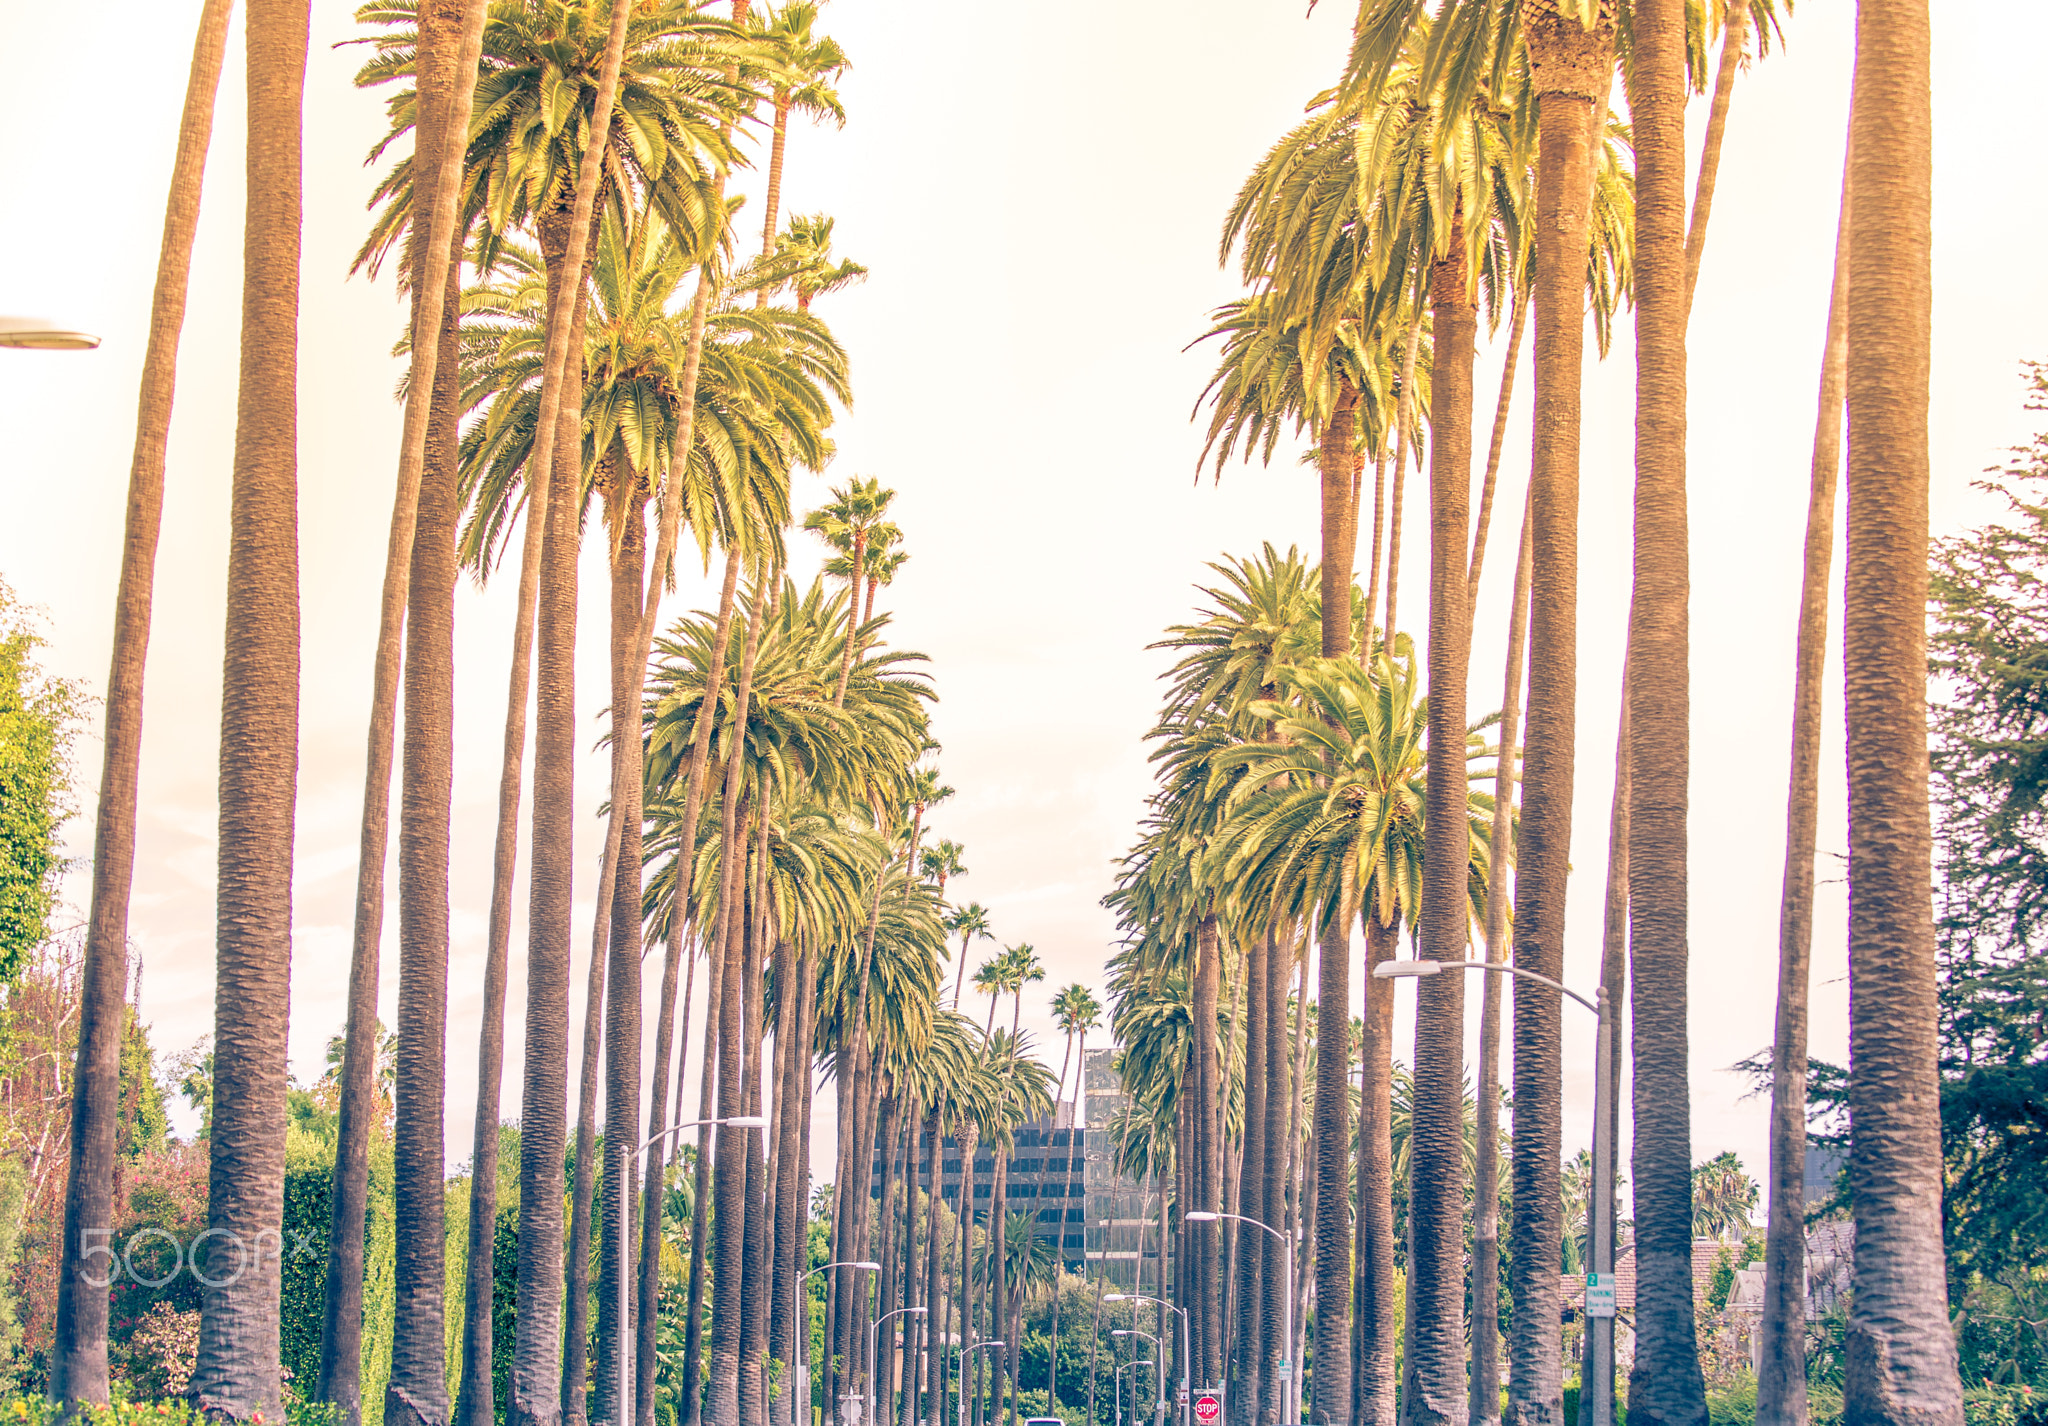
[1193,1391,1223,1426]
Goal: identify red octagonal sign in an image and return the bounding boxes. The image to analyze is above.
[1194,1393,1223,1426]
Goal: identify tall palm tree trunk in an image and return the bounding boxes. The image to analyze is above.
[682,910,730,1426]
[1578,686,1629,1426]
[923,1113,947,1426]
[708,791,758,1426]
[1194,914,1225,1396]
[1319,389,1363,656]
[1384,319,1423,645]
[1756,142,1851,1426]
[1356,913,1399,1426]
[1506,12,1611,1426]
[189,1,307,1415]
[568,823,615,1426]
[1682,2,1750,308]
[1410,223,1477,1426]
[1258,924,1288,1425]
[388,246,467,1426]
[756,91,794,308]
[596,467,653,1426]
[957,1124,980,1426]
[710,579,773,1426]
[321,0,482,1411]
[1843,8,1961,1425]
[1232,929,1268,1424]
[1470,493,1531,1426]
[509,0,635,1418]
[50,0,232,1406]
[1625,6,1707,1423]
[670,544,748,1426]
[1464,293,1530,606]
[741,805,775,1426]
[1283,948,1311,1426]
[1364,449,1389,653]
[768,933,803,1426]
[1314,374,1362,1425]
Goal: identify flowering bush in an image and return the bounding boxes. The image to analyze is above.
[118,1302,198,1403]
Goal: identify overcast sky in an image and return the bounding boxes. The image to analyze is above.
[3,1,2044,1199]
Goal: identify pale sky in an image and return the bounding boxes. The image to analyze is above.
[3,1,2044,1203]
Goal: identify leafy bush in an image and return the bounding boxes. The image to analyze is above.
[118,1302,199,1402]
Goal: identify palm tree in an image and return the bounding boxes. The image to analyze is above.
[749,4,849,284]
[1471,495,1530,1426]
[1219,651,1497,1426]
[1624,5,1707,1424]
[48,0,233,1408]
[1346,5,1616,1418]
[1046,986,1103,1414]
[921,840,968,903]
[972,957,1009,1039]
[1845,3,1962,1411]
[901,768,955,903]
[749,212,870,313]
[1757,144,1851,1426]
[341,5,689,1419]
[187,0,307,1415]
[947,903,995,1009]
[1003,945,1046,1039]
[325,2,491,1416]
[805,476,897,706]
[384,7,500,1422]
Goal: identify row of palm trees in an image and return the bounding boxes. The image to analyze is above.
[36,5,1085,1426]
[1108,4,1956,1426]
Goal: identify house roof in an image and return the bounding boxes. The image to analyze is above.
[1559,1246,1637,1314]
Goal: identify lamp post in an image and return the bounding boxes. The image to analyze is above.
[955,1340,1004,1426]
[1373,958,1615,1426]
[1105,1294,1189,1426]
[1115,1361,1154,1426]
[617,1115,766,1426]
[870,1306,927,1426]
[1112,1329,1161,1426]
[801,1260,882,1425]
[1183,1210,1295,1409]
[0,316,100,350]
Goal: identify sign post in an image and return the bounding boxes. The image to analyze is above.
[1193,1389,1224,1426]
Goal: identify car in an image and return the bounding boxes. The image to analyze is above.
[1023,1417,1066,1426]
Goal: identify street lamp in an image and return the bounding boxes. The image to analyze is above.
[870,1306,927,1426]
[1374,958,1616,1426]
[617,1115,766,1426]
[801,1261,882,1423]
[955,1340,1004,1426]
[1183,1210,1295,1407]
[1111,1330,1161,1426]
[1105,1294,1189,1426]
[0,316,99,350]
[1115,1360,1154,1426]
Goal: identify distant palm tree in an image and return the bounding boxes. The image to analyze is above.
[748,213,871,313]
[1689,1152,1758,1243]
[900,768,955,903]
[921,839,968,902]
[947,903,995,1009]
[972,957,1009,1038]
[804,477,896,705]
[1046,985,1103,1413]
[1003,945,1046,1039]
